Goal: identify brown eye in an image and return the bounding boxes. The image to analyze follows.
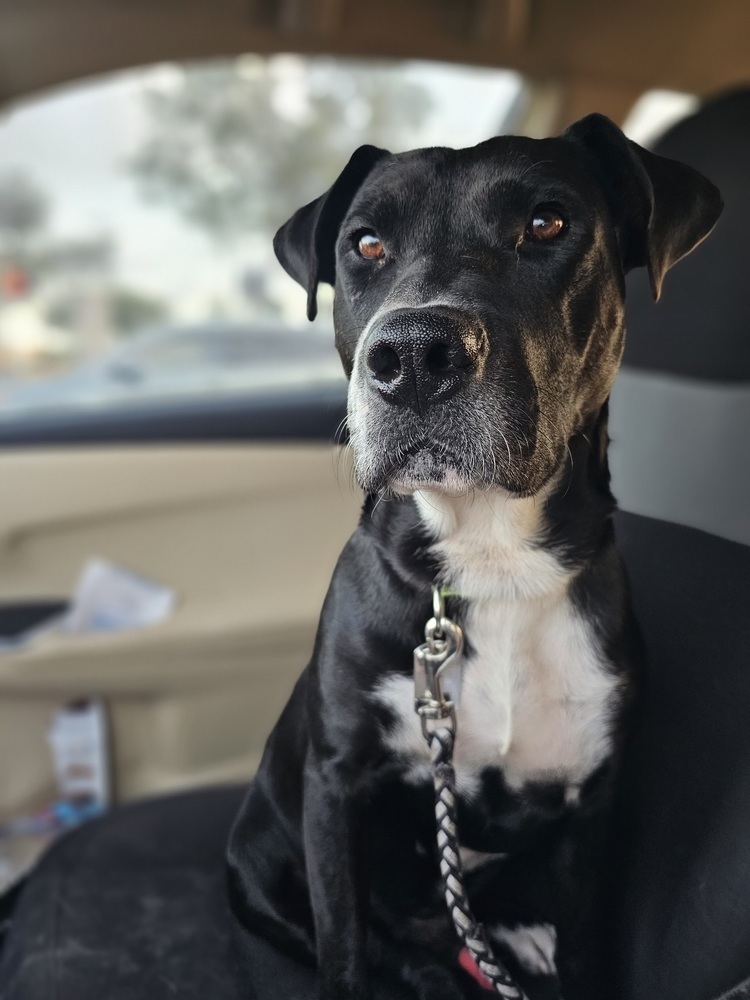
[357,231,385,260]
[527,207,565,241]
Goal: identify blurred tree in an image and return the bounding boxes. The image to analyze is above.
[109,288,168,334]
[48,287,168,336]
[130,57,433,243]
[0,172,111,288]
[0,172,49,252]
[45,297,77,329]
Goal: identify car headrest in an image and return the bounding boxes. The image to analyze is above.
[609,89,750,546]
[622,88,750,380]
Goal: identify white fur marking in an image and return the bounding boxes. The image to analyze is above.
[458,845,507,871]
[372,491,620,794]
[491,923,558,976]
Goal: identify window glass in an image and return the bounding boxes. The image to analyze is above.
[622,89,699,146]
[0,57,523,421]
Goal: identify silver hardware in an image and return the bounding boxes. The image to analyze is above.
[432,586,445,632]
[414,587,463,738]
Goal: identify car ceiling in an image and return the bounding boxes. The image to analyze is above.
[1,0,749,123]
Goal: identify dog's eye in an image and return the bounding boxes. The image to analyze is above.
[526,207,565,242]
[357,231,385,260]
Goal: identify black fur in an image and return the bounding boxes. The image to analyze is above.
[228,114,721,1000]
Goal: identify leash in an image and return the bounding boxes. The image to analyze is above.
[413,587,528,1000]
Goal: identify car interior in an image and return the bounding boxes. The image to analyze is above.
[0,2,748,999]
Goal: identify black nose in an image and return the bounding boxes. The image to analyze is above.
[365,308,481,411]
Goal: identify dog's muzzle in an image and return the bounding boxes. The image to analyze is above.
[347,306,536,495]
[364,307,485,413]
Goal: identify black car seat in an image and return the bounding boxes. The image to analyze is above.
[610,89,750,545]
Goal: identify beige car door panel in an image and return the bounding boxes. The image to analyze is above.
[0,444,360,822]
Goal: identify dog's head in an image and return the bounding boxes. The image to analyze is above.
[275,114,721,497]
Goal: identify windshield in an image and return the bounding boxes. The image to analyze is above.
[0,57,523,417]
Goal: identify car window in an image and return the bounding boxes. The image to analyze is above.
[622,88,698,145]
[0,57,524,429]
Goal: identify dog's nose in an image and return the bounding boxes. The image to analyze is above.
[365,308,480,411]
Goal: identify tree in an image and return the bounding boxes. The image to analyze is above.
[109,288,168,334]
[48,287,168,336]
[0,171,49,265]
[0,172,110,282]
[129,57,433,244]
[0,172,49,251]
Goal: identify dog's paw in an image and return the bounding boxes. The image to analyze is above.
[489,923,558,977]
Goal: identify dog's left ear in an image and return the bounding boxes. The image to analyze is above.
[563,113,723,299]
[273,144,389,320]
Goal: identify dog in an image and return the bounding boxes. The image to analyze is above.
[227,113,722,1000]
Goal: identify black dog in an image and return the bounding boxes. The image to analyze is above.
[227,114,721,1000]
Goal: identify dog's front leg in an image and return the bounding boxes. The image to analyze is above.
[304,755,371,1000]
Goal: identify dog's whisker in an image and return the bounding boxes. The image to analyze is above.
[333,414,349,445]
[560,443,575,500]
[499,431,513,470]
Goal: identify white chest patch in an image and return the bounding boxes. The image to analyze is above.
[372,490,621,794]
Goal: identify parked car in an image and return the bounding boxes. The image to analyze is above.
[0,320,343,415]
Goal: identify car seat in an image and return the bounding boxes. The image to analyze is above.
[610,89,750,545]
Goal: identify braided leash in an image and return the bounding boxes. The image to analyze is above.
[414,588,528,1000]
[429,727,527,999]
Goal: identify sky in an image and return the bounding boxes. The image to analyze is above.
[0,54,696,335]
[0,58,524,321]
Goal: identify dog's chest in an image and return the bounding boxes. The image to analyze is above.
[373,492,620,794]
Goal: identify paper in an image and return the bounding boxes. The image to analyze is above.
[0,559,175,651]
[60,559,175,634]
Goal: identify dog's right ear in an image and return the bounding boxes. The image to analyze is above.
[273,145,389,321]
[563,113,722,300]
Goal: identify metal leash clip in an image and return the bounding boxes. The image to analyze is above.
[414,586,464,739]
